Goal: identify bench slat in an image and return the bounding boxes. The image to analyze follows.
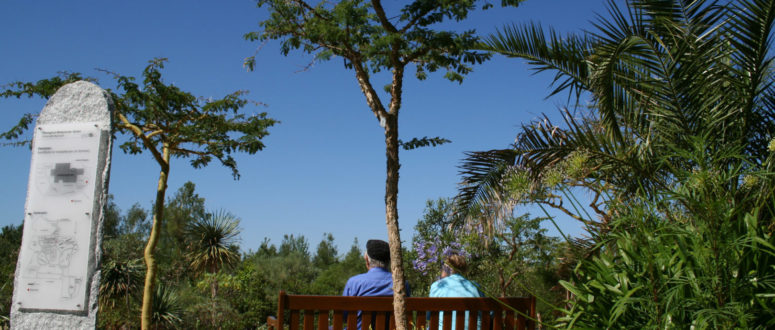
[291,310,300,330]
[442,311,453,330]
[505,309,517,330]
[375,312,386,330]
[318,311,329,330]
[361,312,372,330]
[492,308,502,330]
[303,311,314,330]
[481,311,491,330]
[455,311,465,330]
[467,311,477,330]
[429,310,440,330]
[332,311,343,330]
[416,311,427,330]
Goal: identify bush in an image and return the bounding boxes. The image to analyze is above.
[557,162,775,328]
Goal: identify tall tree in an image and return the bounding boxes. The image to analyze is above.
[247,1,523,325]
[278,234,310,257]
[312,233,338,269]
[1,58,277,330]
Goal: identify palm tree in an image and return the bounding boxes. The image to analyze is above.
[457,0,775,236]
[185,210,241,328]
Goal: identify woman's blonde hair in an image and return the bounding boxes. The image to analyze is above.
[444,254,468,274]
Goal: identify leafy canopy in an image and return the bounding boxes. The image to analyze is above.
[1,59,277,179]
[245,0,523,83]
[112,59,277,179]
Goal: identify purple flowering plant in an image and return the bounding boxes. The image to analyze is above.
[412,239,470,276]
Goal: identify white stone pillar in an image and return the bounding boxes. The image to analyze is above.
[11,81,113,329]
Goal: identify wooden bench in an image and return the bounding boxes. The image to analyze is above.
[266,291,536,330]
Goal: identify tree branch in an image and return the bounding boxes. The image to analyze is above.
[350,56,389,122]
[172,146,209,158]
[371,0,397,33]
[117,112,168,169]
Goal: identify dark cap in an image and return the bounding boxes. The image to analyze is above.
[366,239,390,264]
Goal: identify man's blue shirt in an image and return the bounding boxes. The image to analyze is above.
[342,267,410,330]
[342,267,395,297]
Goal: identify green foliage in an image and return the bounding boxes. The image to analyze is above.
[99,258,144,308]
[246,0,523,83]
[221,236,364,327]
[185,210,241,275]
[230,260,274,328]
[278,234,310,257]
[184,273,243,329]
[151,284,183,329]
[99,199,147,329]
[98,258,144,329]
[558,172,775,328]
[313,233,338,269]
[455,0,775,326]
[399,136,451,150]
[309,239,364,295]
[2,59,278,179]
[0,224,22,325]
[157,182,207,283]
[102,195,123,240]
[408,198,564,319]
[185,208,242,328]
[0,72,87,146]
[460,0,775,236]
[111,58,278,180]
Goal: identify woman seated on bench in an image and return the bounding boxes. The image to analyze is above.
[429,254,484,330]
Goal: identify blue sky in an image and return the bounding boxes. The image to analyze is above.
[0,0,609,253]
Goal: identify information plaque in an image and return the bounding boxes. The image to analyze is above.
[16,123,102,312]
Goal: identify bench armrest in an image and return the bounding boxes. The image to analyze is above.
[267,316,280,330]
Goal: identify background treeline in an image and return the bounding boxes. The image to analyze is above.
[0,181,565,329]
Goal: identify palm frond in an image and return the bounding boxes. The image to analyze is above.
[480,22,592,102]
[455,148,518,216]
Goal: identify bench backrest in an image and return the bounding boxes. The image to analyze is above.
[268,291,536,330]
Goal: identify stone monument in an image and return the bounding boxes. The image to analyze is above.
[11,81,113,329]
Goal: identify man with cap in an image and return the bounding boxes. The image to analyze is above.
[342,239,410,329]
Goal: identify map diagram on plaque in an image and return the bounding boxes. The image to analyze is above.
[21,216,83,300]
[17,123,102,311]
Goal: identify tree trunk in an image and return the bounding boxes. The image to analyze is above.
[384,114,408,330]
[211,270,220,330]
[141,146,170,330]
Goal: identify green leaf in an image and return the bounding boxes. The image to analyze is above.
[398,136,451,150]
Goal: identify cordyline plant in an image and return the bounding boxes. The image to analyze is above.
[1,58,276,330]
[246,1,523,326]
